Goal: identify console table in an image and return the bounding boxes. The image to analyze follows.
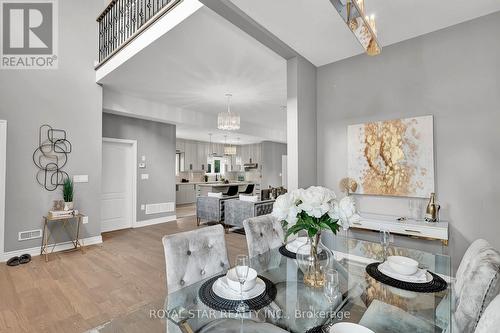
[351,213,449,245]
[41,213,85,262]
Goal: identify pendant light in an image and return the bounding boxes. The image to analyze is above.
[217,94,240,131]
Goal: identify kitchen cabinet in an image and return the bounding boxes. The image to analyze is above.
[176,184,197,204]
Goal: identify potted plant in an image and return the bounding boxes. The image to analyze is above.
[63,178,74,211]
[272,186,360,288]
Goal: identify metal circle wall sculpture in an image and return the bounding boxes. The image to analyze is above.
[33,124,72,191]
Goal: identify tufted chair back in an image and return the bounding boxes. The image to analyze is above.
[243,214,284,258]
[449,239,500,333]
[162,225,230,294]
[475,294,500,333]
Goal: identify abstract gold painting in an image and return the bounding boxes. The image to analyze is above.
[347,116,434,198]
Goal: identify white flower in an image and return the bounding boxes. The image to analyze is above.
[272,191,301,226]
[297,186,336,218]
[329,196,359,230]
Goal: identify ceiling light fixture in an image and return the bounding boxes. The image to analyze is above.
[331,0,381,56]
[224,135,237,155]
[218,94,240,131]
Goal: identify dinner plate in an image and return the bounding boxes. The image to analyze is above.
[378,262,433,284]
[212,276,266,300]
[329,322,375,333]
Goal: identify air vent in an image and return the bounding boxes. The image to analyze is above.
[18,229,42,241]
[145,202,175,215]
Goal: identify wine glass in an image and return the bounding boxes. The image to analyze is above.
[235,255,250,313]
[379,228,391,261]
[324,268,340,304]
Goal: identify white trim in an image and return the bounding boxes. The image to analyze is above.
[102,137,138,230]
[0,120,6,257]
[134,215,177,228]
[0,235,103,262]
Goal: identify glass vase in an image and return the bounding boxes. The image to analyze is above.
[296,232,333,288]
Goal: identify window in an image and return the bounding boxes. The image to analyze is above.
[175,152,184,175]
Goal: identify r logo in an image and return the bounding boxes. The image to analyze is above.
[2,2,53,54]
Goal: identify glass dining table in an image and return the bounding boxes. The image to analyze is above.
[95,234,451,333]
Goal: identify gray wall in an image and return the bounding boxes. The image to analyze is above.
[261,141,287,189]
[287,56,317,189]
[0,0,103,252]
[317,12,500,272]
[102,113,176,222]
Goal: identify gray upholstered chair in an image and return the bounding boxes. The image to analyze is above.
[162,224,230,294]
[225,199,275,229]
[243,214,284,257]
[436,239,495,329]
[196,196,236,229]
[446,239,500,333]
[475,294,500,333]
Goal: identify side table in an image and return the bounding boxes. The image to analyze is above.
[41,213,85,262]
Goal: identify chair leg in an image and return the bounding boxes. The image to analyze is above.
[197,217,201,226]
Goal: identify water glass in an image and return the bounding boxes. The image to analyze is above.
[380,228,391,246]
[379,228,391,260]
[324,268,340,304]
[235,255,250,312]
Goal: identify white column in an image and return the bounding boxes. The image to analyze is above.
[287,56,317,190]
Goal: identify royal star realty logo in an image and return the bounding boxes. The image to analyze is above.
[1,0,58,69]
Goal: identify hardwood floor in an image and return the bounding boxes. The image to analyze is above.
[0,216,248,333]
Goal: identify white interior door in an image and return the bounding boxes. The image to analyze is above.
[0,120,6,255]
[101,139,136,233]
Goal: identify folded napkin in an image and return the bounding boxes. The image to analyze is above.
[378,262,429,283]
[213,277,265,301]
[239,195,258,202]
[208,192,223,198]
[285,237,308,253]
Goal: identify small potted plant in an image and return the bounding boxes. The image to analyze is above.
[63,178,74,211]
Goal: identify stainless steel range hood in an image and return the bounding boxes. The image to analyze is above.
[243,158,258,170]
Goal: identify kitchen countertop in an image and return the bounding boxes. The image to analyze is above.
[176,181,253,186]
[197,182,253,187]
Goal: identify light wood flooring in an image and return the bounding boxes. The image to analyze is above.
[0,216,247,333]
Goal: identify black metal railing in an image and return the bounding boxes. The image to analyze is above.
[96,0,181,67]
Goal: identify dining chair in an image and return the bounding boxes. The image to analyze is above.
[162,224,230,294]
[243,214,284,257]
[474,294,500,333]
[443,239,500,333]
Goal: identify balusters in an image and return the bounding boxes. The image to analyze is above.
[97,0,176,63]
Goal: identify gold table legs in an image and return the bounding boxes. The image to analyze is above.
[40,215,84,262]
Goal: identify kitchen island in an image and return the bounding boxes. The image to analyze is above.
[176,182,259,204]
[197,182,256,197]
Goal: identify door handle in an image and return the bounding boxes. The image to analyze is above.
[404,229,422,234]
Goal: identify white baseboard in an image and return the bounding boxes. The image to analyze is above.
[0,235,103,262]
[134,215,176,228]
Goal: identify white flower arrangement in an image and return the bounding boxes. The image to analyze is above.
[272,186,360,238]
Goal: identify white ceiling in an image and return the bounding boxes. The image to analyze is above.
[100,6,287,144]
[230,0,500,66]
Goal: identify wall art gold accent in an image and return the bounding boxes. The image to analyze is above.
[347,116,434,198]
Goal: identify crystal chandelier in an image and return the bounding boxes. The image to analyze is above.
[218,94,240,131]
